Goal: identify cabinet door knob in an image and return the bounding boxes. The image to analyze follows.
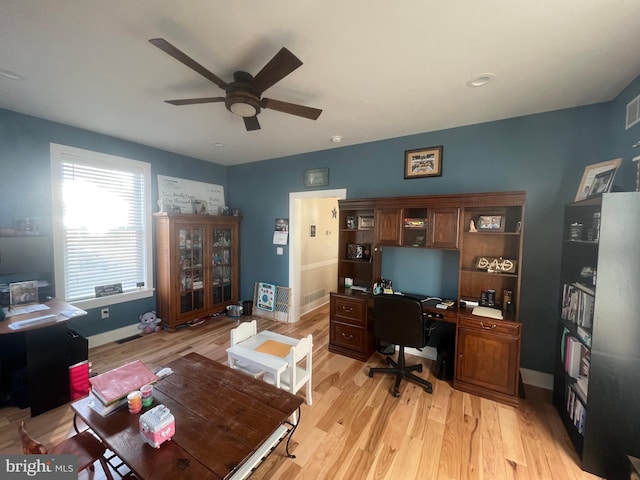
[480,322,497,330]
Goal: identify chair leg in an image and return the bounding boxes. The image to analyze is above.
[98,456,115,480]
[368,346,433,396]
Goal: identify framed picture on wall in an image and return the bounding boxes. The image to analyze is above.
[404,146,443,178]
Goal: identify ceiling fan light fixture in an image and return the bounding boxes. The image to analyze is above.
[229,101,258,117]
[466,73,496,88]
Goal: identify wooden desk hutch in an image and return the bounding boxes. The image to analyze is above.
[329,191,525,406]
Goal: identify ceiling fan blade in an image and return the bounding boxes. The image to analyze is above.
[244,116,261,131]
[249,47,303,94]
[165,97,225,106]
[149,38,228,90]
[261,98,322,120]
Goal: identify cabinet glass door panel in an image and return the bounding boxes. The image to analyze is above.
[211,227,233,305]
[178,226,205,314]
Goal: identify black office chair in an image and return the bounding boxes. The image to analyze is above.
[368,294,433,397]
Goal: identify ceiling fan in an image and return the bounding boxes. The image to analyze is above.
[149,38,323,131]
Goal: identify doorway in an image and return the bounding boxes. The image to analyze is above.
[288,189,346,322]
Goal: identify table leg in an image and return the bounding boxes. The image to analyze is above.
[284,407,301,459]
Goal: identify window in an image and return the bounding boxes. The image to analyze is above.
[51,144,153,308]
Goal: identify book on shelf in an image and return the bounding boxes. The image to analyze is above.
[89,360,158,406]
[564,335,584,379]
[561,283,594,328]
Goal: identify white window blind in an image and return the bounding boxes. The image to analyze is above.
[51,144,152,306]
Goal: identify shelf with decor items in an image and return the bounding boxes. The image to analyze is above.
[338,199,378,291]
[458,202,524,316]
[552,192,640,480]
[154,213,241,331]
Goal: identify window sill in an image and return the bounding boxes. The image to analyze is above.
[70,288,154,310]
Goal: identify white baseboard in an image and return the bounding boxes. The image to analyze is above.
[520,368,553,390]
[87,324,141,349]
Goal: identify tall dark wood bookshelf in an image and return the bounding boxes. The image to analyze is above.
[552,192,640,480]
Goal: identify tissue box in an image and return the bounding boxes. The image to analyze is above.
[139,404,175,448]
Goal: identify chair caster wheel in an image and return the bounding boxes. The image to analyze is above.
[368,371,374,377]
[393,390,400,397]
[425,385,433,394]
[417,364,423,372]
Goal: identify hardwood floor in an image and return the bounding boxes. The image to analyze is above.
[0,305,602,480]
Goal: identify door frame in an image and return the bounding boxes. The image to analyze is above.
[288,188,347,322]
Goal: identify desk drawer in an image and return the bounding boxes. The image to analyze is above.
[331,295,366,326]
[457,315,521,337]
[330,321,367,352]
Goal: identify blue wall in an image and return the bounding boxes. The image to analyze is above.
[1,70,638,373]
[0,109,227,336]
[227,93,638,374]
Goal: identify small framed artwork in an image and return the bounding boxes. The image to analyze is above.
[304,168,329,187]
[575,158,622,201]
[345,215,357,229]
[404,146,443,179]
[358,215,374,230]
[587,168,616,198]
[477,215,505,232]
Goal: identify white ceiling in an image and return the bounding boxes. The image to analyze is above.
[1,1,639,166]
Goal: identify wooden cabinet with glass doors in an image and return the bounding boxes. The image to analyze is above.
[154,213,241,330]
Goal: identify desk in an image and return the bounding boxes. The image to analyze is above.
[71,352,303,480]
[0,298,86,416]
[226,330,301,388]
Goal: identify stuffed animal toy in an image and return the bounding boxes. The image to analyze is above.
[138,311,162,334]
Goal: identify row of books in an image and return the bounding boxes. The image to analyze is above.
[561,283,595,328]
[566,385,587,435]
[562,330,590,379]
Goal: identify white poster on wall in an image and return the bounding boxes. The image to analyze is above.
[157,175,225,214]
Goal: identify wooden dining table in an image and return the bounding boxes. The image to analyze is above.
[71,352,303,480]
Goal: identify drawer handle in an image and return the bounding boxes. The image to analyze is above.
[480,322,497,330]
[340,306,353,313]
[341,332,354,339]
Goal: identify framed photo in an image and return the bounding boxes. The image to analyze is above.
[587,168,616,198]
[477,215,505,232]
[304,168,329,187]
[358,215,374,229]
[345,215,357,230]
[575,158,622,201]
[9,280,39,309]
[404,146,443,179]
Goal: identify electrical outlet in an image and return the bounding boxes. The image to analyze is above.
[101,308,109,319]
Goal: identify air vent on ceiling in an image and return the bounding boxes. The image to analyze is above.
[626,94,640,130]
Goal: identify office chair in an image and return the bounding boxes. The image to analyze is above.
[19,421,114,480]
[368,294,433,397]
